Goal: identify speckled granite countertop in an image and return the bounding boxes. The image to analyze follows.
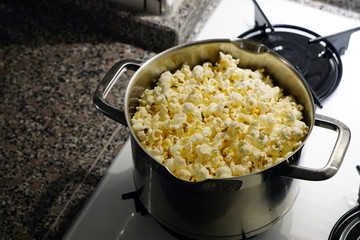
[1,0,359,239]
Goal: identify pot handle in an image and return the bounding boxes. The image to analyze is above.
[93,60,142,126]
[281,113,351,181]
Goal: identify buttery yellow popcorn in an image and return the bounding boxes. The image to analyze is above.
[131,52,309,182]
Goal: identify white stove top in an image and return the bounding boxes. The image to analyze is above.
[65,0,360,239]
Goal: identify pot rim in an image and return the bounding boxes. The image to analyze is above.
[122,38,348,183]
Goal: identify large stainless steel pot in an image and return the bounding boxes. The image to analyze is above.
[93,39,351,239]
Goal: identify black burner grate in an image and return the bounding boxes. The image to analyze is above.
[239,24,342,107]
[239,0,360,107]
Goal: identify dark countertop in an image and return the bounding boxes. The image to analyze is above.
[1,0,359,239]
[1,41,152,240]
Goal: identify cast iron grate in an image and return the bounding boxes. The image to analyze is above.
[239,0,360,108]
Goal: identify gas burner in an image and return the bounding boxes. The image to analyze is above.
[239,0,360,107]
[329,165,360,240]
[329,205,360,240]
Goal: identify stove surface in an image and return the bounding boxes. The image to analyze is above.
[64,0,360,239]
[64,138,357,240]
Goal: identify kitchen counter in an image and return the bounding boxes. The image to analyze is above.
[1,0,359,240]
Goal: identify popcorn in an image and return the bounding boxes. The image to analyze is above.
[131,52,309,182]
[215,166,233,178]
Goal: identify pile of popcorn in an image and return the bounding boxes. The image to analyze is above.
[131,52,309,182]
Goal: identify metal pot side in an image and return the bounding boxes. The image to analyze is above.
[131,134,302,239]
